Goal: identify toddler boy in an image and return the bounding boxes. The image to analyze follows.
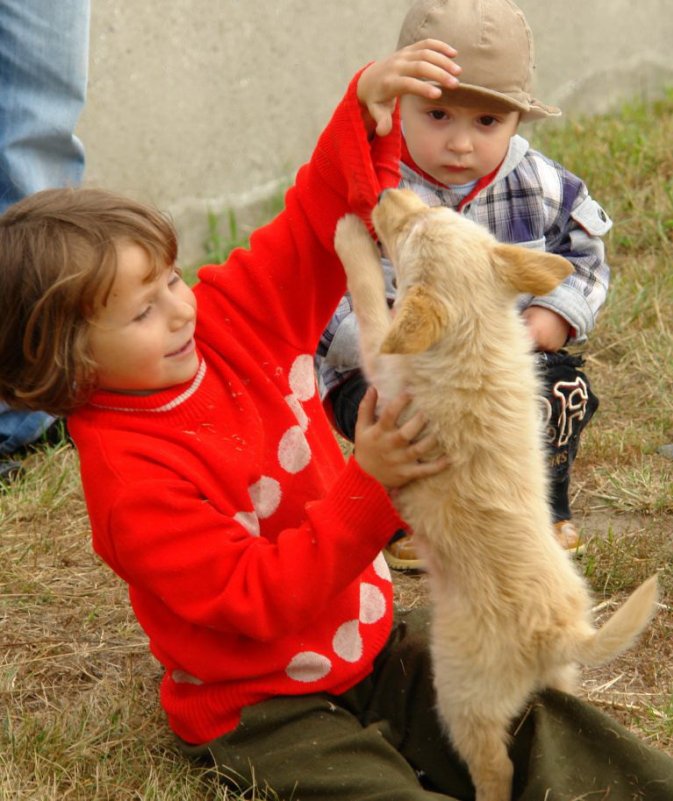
[317,0,610,569]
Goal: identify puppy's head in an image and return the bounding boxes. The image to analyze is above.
[372,189,572,355]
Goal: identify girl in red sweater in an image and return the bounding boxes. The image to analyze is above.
[1,41,672,801]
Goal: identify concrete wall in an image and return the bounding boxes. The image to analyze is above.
[78,1,673,264]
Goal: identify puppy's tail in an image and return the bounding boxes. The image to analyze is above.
[574,574,659,666]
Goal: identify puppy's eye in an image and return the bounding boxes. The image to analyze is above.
[392,276,398,289]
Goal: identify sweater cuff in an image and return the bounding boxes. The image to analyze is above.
[308,456,406,554]
[298,66,401,247]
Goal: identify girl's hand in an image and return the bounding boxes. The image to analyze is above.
[353,386,449,490]
[357,39,461,136]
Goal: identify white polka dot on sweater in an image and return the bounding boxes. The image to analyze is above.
[332,620,363,663]
[289,354,316,401]
[286,651,332,682]
[359,582,386,624]
[285,393,309,431]
[372,552,392,582]
[233,511,260,537]
[278,425,311,474]
[249,476,281,519]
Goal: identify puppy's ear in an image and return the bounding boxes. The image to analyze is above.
[380,286,448,354]
[494,244,573,295]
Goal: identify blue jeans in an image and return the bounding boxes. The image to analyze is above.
[0,0,89,454]
[0,0,90,212]
[0,402,55,456]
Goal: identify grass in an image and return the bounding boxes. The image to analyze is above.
[3,92,673,797]
[182,188,289,285]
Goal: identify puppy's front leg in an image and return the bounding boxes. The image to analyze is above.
[334,215,391,382]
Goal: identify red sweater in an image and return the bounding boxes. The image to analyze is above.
[68,72,405,744]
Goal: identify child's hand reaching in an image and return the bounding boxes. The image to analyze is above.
[357,39,461,137]
[521,306,571,352]
[353,386,449,490]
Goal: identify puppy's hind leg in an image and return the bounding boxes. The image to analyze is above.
[440,709,513,801]
[334,215,391,378]
[543,661,579,695]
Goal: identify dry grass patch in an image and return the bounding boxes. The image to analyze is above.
[1,447,243,800]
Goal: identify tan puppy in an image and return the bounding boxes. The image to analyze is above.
[334,189,658,801]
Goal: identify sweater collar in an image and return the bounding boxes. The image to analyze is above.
[88,358,208,414]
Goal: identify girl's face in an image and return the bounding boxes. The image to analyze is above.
[400,94,519,186]
[87,241,199,394]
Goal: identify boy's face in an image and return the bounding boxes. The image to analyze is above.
[87,241,199,394]
[400,94,520,186]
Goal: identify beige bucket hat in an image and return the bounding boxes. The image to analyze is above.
[397,0,561,120]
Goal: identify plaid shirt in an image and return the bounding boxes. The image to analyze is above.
[316,134,612,398]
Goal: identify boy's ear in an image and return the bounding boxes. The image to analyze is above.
[380,286,448,355]
[494,243,573,295]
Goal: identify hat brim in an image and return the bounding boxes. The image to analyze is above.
[431,83,561,121]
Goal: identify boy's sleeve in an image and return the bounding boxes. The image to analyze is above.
[528,164,612,343]
[315,294,360,400]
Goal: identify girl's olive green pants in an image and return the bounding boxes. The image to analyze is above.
[179,608,673,800]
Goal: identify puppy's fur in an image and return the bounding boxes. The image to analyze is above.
[334,190,658,801]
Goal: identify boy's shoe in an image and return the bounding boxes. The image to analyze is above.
[553,520,585,556]
[384,530,424,571]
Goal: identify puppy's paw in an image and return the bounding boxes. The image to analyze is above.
[334,214,379,272]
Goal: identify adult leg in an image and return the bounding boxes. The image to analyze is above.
[0,401,54,457]
[0,0,89,458]
[0,0,89,211]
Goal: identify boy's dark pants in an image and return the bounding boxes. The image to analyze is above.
[178,608,673,800]
[326,351,599,523]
